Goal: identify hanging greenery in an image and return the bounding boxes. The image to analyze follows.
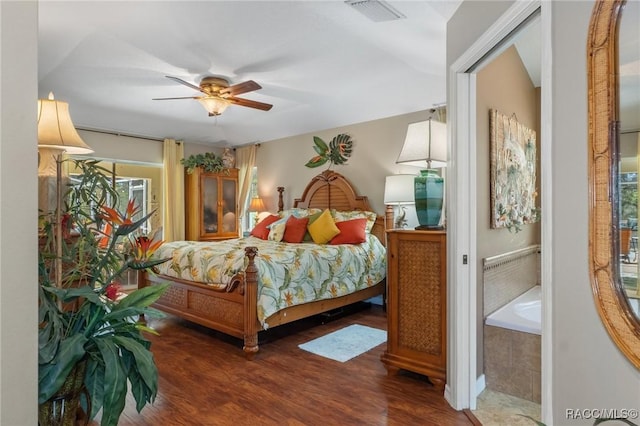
[305,133,353,168]
[181,152,227,174]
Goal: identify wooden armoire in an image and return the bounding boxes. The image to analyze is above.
[185,168,239,241]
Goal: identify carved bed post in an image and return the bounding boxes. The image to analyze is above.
[277,186,284,212]
[243,246,260,359]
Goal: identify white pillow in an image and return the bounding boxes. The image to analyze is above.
[279,208,322,218]
[267,221,286,242]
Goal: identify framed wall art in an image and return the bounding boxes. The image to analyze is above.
[490,109,538,232]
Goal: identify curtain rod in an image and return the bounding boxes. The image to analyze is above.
[77,127,267,148]
[76,127,168,143]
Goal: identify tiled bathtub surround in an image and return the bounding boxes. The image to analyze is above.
[484,324,541,403]
[483,245,540,316]
[482,245,541,404]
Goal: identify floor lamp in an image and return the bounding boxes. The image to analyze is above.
[37,92,93,290]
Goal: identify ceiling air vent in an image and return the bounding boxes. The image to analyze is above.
[345,0,406,22]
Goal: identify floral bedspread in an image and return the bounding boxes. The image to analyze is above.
[152,235,386,328]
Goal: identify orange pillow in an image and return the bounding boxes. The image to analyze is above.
[250,214,280,240]
[330,218,367,245]
[283,216,309,243]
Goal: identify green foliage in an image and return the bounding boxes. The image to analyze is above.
[181,152,227,174]
[38,159,169,426]
[305,134,353,168]
[620,184,638,221]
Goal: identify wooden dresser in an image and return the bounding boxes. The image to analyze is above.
[381,229,447,390]
[185,168,239,241]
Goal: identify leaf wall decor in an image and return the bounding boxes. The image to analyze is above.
[305,134,353,168]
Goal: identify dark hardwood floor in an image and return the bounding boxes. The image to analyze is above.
[94,303,475,425]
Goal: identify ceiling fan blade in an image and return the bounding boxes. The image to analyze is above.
[152,96,200,100]
[228,96,273,111]
[220,80,261,96]
[165,76,206,94]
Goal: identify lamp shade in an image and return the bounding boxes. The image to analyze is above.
[37,93,93,154]
[383,175,415,205]
[396,119,446,169]
[197,96,231,116]
[248,196,266,212]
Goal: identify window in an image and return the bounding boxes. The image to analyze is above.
[69,160,162,288]
[114,177,151,234]
[244,166,259,233]
[620,172,638,225]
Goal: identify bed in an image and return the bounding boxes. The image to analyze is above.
[139,170,389,358]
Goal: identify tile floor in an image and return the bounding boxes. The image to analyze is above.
[472,389,542,426]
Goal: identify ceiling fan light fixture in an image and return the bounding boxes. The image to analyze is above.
[197,96,231,116]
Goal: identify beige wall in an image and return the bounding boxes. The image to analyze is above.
[78,130,163,165]
[475,45,541,376]
[476,46,541,259]
[255,110,432,223]
[620,131,640,170]
[77,129,221,165]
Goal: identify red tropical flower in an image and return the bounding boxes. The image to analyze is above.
[132,234,164,263]
[104,282,122,301]
[101,200,140,225]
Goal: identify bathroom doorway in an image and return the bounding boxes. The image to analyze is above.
[447,1,551,422]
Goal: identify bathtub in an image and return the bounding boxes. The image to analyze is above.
[485,285,541,335]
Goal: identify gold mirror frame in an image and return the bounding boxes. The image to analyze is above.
[588,0,640,369]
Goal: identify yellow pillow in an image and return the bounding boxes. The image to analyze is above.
[307,209,340,244]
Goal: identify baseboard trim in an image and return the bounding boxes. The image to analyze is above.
[476,374,486,397]
[444,384,452,408]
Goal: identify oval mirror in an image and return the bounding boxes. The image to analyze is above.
[588,0,640,369]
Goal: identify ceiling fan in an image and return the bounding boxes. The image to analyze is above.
[153,75,273,116]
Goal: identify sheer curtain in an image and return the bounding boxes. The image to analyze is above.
[236,145,257,230]
[162,138,185,242]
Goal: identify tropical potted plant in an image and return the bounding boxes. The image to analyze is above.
[180,152,227,174]
[38,159,169,426]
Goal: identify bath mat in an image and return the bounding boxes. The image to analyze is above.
[298,324,386,362]
[366,295,384,306]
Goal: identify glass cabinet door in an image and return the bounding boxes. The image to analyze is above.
[221,178,237,234]
[201,176,219,234]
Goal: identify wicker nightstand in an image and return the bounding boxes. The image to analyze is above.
[381,229,447,390]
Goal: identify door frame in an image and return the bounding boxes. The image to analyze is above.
[445,1,552,422]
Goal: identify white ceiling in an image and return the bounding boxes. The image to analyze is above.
[38,1,462,147]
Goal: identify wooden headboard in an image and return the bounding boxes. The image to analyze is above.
[281,170,386,245]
